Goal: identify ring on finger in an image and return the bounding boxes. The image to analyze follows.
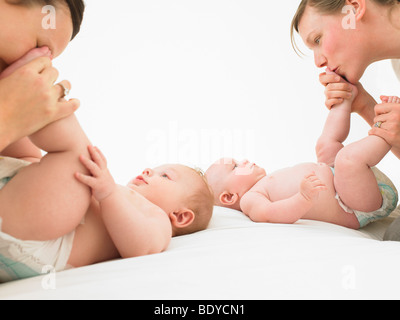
[58,83,70,98]
[374,121,383,128]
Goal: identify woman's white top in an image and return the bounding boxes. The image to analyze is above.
[392,59,400,81]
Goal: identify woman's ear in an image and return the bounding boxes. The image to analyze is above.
[169,209,195,230]
[346,0,366,21]
[219,191,239,206]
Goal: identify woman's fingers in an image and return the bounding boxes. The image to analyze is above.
[0,47,52,80]
[319,72,341,86]
[53,80,71,99]
[41,66,59,86]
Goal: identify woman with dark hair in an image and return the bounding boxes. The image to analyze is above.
[0,0,85,152]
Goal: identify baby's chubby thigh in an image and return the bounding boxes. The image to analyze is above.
[311,163,359,228]
[332,148,382,213]
[314,163,338,198]
[0,151,92,241]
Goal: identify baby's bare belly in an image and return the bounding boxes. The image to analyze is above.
[304,164,359,228]
[267,163,360,229]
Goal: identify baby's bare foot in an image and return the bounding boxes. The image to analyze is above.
[381,95,400,104]
[326,68,358,104]
[0,47,52,79]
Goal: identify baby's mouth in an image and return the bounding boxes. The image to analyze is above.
[134,175,148,185]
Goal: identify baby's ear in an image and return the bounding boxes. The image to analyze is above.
[219,191,239,206]
[169,209,195,230]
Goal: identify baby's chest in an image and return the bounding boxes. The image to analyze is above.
[255,174,302,202]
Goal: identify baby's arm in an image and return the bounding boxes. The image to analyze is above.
[316,70,357,166]
[76,146,172,258]
[240,173,327,224]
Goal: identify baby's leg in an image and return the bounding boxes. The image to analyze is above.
[334,135,391,213]
[0,114,92,241]
[316,75,356,166]
[316,99,352,166]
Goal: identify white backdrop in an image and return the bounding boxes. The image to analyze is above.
[54,0,400,191]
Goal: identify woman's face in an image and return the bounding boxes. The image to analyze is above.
[298,5,370,83]
[0,0,73,73]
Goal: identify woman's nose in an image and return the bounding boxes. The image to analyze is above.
[314,52,327,68]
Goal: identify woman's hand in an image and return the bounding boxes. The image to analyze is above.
[319,71,376,115]
[320,71,352,108]
[0,47,80,150]
[369,100,400,152]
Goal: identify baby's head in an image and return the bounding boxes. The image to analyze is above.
[128,164,214,237]
[205,158,266,211]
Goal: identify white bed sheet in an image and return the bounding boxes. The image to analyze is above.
[1,206,400,300]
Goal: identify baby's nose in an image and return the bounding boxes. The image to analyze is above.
[142,168,153,177]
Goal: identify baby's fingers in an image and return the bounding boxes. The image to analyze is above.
[94,146,107,166]
[311,178,327,188]
[314,184,328,190]
[79,154,101,177]
[75,172,97,189]
[88,145,107,169]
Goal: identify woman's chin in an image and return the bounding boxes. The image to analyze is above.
[344,69,365,85]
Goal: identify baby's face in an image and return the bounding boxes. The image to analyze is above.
[127,164,203,214]
[206,158,266,199]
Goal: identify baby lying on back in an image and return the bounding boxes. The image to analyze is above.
[0,48,214,283]
[206,76,398,229]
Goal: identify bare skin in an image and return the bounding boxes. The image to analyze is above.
[206,74,393,229]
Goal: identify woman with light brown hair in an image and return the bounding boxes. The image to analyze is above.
[291,0,400,240]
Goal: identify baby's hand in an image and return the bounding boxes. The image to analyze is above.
[380,95,400,104]
[300,172,327,202]
[323,68,358,109]
[75,145,116,202]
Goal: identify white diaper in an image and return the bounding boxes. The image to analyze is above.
[332,167,398,228]
[0,218,75,283]
[0,157,75,283]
